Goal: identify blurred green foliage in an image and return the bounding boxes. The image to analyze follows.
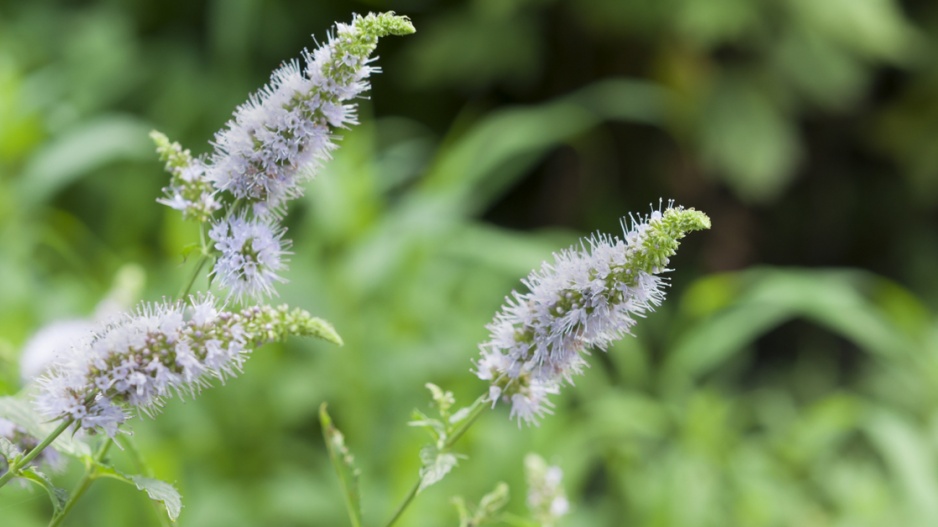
[2,0,938,526]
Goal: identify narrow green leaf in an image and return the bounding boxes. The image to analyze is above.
[19,467,68,515]
[407,409,446,440]
[863,409,938,524]
[319,403,363,527]
[16,115,155,207]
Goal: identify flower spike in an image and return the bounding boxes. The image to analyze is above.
[475,202,710,424]
[207,12,415,216]
[35,294,341,437]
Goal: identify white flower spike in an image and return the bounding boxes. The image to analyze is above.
[476,202,710,424]
[35,294,342,437]
[206,13,416,216]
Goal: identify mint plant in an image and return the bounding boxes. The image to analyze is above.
[0,11,710,527]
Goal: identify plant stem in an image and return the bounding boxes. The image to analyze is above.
[179,253,210,299]
[0,419,73,489]
[383,478,422,527]
[444,395,489,449]
[48,438,113,527]
[382,394,492,527]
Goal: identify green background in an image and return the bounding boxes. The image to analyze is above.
[3,0,938,525]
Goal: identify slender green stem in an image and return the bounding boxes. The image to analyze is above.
[0,419,73,488]
[178,253,210,299]
[48,438,113,527]
[444,395,489,449]
[383,478,422,527]
[382,394,492,527]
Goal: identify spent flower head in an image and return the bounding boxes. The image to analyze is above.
[35,294,341,437]
[476,202,710,424]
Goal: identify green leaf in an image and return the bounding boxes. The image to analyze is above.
[475,482,510,523]
[408,409,446,440]
[19,466,68,515]
[863,409,938,524]
[417,445,460,493]
[130,475,183,522]
[319,403,363,527]
[425,382,454,416]
[699,77,801,202]
[665,269,917,390]
[16,115,155,207]
[452,482,510,527]
[0,436,23,460]
[94,464,183,522]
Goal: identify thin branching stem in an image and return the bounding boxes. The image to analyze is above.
[383,393,492,527]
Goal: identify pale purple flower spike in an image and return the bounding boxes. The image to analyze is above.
[34,295,342,437]
[206,18,381,216]
[475,203,711,425]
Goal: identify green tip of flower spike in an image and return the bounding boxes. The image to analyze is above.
[635,205,710,274]
[150,129,192,170]
[149,129,168,149]
[358,12,416,37]
[665,207,711,233]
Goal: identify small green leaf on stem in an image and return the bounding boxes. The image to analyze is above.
[93,464,182,522]
[19,467,68,515]
[130,476,183,522]
[417,445,461,494]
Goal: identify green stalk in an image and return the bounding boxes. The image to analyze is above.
[178,253,210,299]
[48,438,113,527]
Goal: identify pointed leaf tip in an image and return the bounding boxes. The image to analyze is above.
[319,403,363,527]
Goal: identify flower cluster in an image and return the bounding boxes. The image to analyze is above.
[208,13,414,216]
[152,131,219,222]
[209,214,290,301]
[475,203,710,424]
[151,13,415,303]
[35,294,341,437]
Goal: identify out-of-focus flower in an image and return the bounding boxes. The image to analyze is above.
[525,454,568,527]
